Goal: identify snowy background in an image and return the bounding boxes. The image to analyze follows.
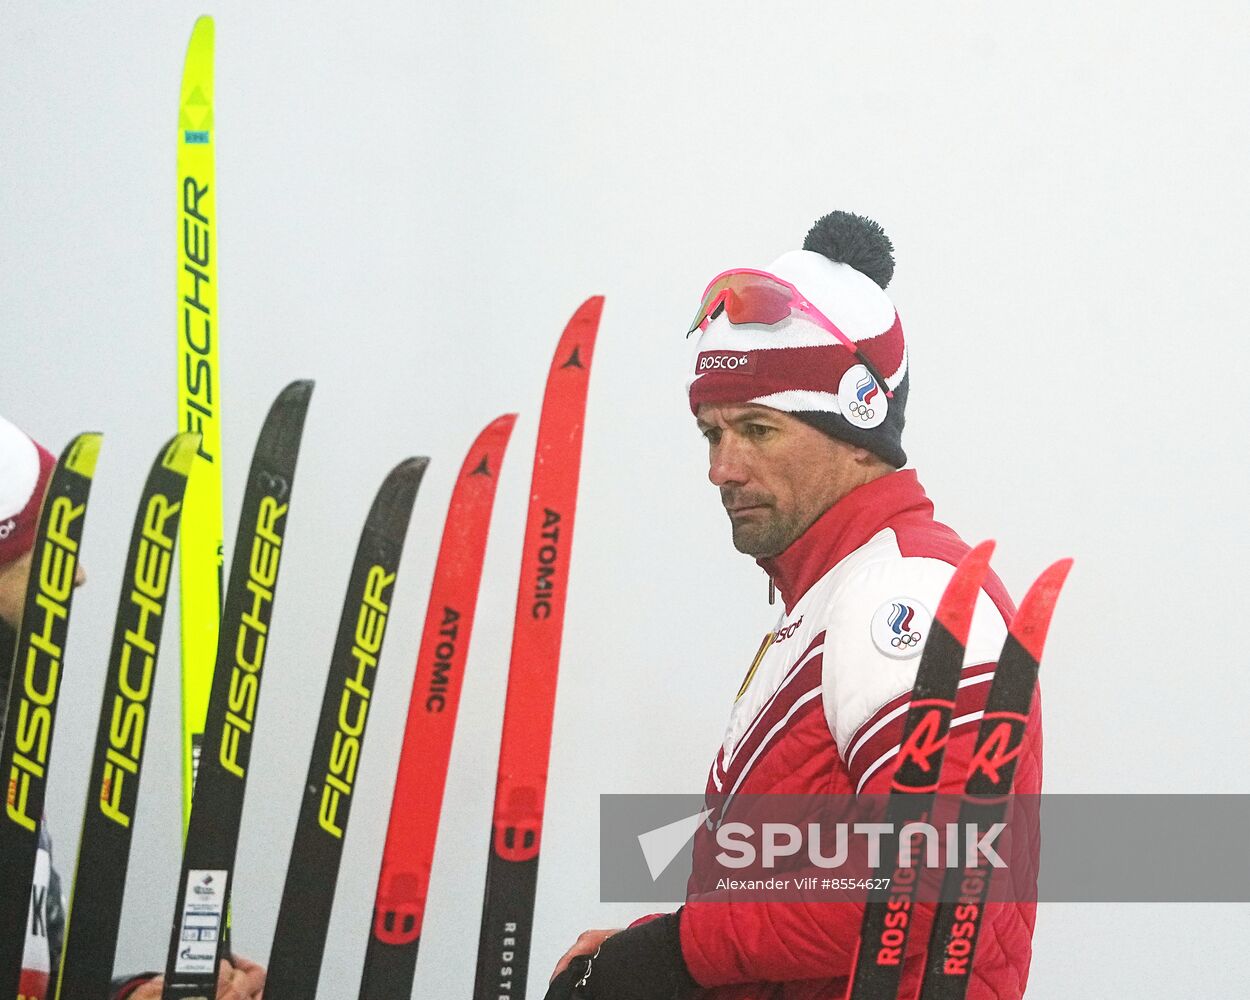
[3,2,1249,995]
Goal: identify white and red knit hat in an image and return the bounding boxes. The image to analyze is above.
[687,211,909,467]
[0,416,56,566]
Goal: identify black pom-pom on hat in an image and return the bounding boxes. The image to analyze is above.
[802,211,895,290]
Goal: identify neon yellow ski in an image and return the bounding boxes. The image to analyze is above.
[176,15,223,831]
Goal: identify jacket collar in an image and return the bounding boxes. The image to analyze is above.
[758,469,933,614]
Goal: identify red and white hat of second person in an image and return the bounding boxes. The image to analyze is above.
[0,415,56,566]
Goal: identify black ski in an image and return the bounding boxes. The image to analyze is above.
[160,380,313,999]
[917,558,1072,1000]
[0,431,103,1000]
[847,541,995,1000]
[264,456,429,1000]
[57,432,199,1000]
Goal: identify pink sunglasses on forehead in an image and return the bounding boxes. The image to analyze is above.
[687,267,894,399]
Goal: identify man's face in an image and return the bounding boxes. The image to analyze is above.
[696,402,863,558]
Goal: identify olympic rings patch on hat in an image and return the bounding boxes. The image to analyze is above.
[870,597,932,660]
[838,364,888,430]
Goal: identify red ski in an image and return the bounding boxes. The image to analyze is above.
[916,559,1072,1000]
[471,297,604,1000]
[356,415,517,1000]
[847,541,996,1000]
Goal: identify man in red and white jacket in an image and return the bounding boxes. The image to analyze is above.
[0,414,266,1000]
[547,211,1040,999]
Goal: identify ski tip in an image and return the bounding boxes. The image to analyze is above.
[163,431,203,476]
[186,15,215,58]
[391,455,431,479]
[1010,557,1074,662]
[277,378,316,404]
[475,414,519,450]
[566,295,605,333]
[372,457,429,527]
[390,454,431,490]
[255,381,315,458]
[266,379,316,420]
[479,413,519,441]
[381,456,430,501]
[577,294,606,318]
[462,418,517,482]
[552,298,604,374]
[934,539,995,644]
[63,432,104,478]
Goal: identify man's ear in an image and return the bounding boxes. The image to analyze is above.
[850,446,894,475]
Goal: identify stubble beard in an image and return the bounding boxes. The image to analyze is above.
[728,506,803,559]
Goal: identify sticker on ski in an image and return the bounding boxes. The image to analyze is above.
[173,870,228,974]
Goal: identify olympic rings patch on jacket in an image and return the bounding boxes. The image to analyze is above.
[869,596,932,659]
